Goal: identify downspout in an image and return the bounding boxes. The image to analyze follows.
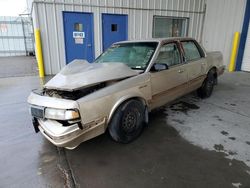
[200,2,207,43]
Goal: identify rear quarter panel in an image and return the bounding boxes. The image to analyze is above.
[205,51,224,73]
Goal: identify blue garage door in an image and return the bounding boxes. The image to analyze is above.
[102,14,128,51]
[63,12,94,64]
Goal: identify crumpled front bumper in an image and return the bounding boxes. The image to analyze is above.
[28,92,106,149]
[37,118,106,149]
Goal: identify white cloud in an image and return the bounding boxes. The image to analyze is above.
[0,0,27,16]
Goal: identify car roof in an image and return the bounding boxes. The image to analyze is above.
[115,37,195,44]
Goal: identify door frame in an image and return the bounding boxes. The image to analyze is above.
[101,13,128,52]
[63,11,95,64]
[149,41,188,109]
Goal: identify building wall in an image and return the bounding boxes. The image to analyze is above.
[31,0,206,75]
[202,0,246,66]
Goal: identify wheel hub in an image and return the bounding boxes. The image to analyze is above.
[122,110,138,133]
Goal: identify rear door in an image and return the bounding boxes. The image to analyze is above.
[181,40,207,91]
[150,42,188,109]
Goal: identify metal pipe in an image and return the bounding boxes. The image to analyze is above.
[21,18,28,56]
[200,3,207,43]
[32,0,206,14]
[34,29,45,77]
[229,32,240,72]
[30,17,36,55]
[0,50,27,53]
[0,36,32,39]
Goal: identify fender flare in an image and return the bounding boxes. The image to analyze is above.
[107,94,148,124]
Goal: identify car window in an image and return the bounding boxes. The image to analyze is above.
[155,43,181,67]
[182,41,201,61]
[95,42,158,70]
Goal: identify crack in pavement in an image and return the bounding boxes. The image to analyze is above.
[57,147,77,188]
[57,164,73,188]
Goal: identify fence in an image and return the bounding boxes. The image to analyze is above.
[0,16,35,57]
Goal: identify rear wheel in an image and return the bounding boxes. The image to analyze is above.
[108,100,145,143]
[197,70,216,98]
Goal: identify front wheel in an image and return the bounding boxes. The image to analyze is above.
[197,70,215,98]
[108,100,145,144]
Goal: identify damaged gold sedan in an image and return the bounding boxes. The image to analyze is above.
[28,38,225,149]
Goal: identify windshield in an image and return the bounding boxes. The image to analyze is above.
[95,42,158,70]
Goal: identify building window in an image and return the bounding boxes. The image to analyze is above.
[153,16,189,38]
[111,24,118,32]
[74,23,83,31]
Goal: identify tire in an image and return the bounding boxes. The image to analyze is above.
[108,100,145,144]
[197,70,216,98]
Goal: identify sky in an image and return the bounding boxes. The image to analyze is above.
[0,0,28,16]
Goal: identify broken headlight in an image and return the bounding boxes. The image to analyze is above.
[44,108,80,121]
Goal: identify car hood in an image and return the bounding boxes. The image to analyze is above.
[44,60,139,91]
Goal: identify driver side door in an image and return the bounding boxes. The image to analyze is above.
[150,42,188,109]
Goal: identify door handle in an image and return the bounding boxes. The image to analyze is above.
[87,44,92,47]
[178,69,184,73]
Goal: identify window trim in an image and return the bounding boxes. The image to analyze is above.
[153,41,183,69]
[152,15,189,38]
[180,40,205,62]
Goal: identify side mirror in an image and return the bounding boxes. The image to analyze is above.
[151,63,168,72]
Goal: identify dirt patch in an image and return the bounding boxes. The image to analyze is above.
[172,119,185,125]
[221,131,229,136]
[228,151,238,156]
[170,101,200,114]
[214,144,224,151]
[213,115,223,122]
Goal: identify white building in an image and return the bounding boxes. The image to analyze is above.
[28,0,250,74]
